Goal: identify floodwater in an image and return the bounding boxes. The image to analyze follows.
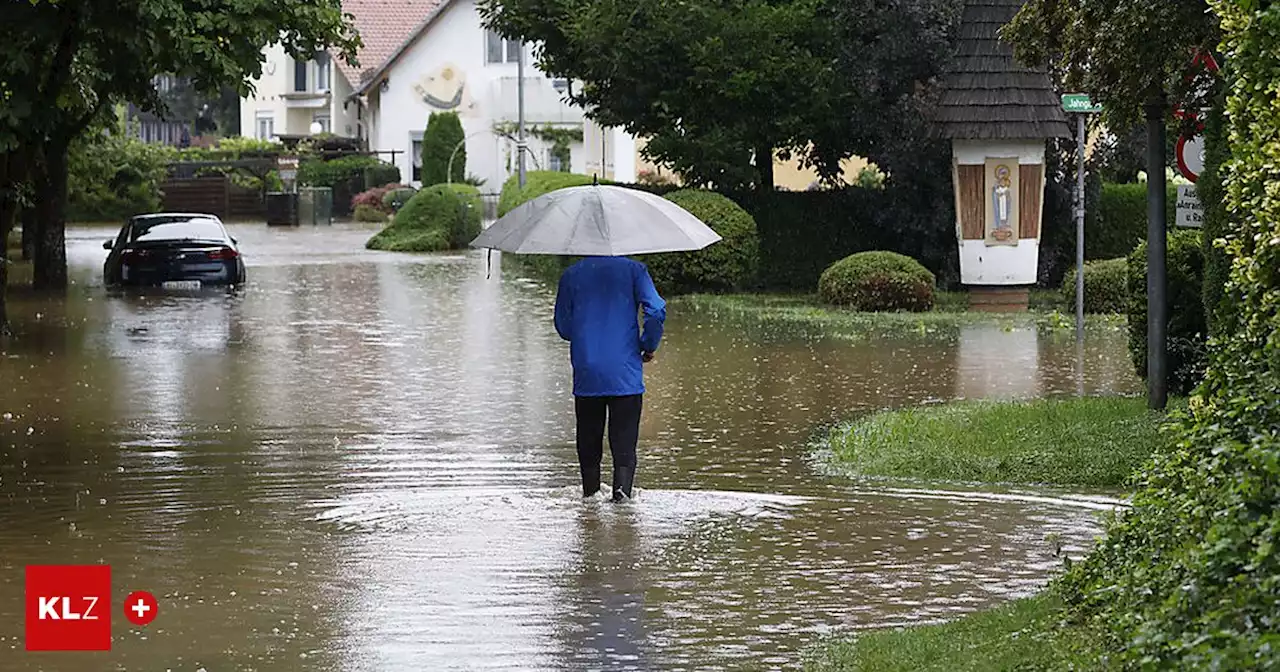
[0,223,1140,670]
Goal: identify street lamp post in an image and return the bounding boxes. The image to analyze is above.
[516,41,527,189]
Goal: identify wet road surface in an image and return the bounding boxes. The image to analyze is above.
[0,223,1139,670]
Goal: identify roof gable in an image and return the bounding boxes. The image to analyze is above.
[333,0,444,87]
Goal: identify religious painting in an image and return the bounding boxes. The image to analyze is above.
[984,157,1020,246]
[414,63,478,117]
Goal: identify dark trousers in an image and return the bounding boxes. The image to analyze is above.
[575,394,643,497]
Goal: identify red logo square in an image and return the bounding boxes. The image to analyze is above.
[25,565,112,651]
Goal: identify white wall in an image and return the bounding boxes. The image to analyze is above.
[241,42,356,140]
[371,0,590,190]
[241,43,290,139]
[952,139,1045,286]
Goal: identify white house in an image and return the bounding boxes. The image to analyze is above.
[240,0,637,191]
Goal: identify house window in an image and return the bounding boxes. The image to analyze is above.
[294,58,308,92]
[485,29,521,63]
[315,52,331,92]
[256,113,274,140]
[411,136,424,182]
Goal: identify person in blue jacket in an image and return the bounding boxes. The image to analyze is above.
[554,255,666,502]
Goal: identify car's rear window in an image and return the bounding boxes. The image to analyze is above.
[131,219,225,243]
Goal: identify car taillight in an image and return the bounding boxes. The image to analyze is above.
[207,247,239,260]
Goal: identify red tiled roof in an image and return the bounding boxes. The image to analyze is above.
[334,0,442,86]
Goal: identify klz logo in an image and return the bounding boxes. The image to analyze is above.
[25,565,112,651]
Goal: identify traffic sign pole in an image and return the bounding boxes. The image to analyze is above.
[1062,94,1101,346]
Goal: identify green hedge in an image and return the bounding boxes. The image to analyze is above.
[364,163,401,191]
[354,204,388,223]
[643,190,759,294]
[1126,229,1206,396]
[497,170,595,217]
[1062,257,1129,314]
[366,183,481,252]
[299,155,395,217]
[67,125,172,222]
[1093,182,1178,260]
[818,251,936,312]
[422,112,466,186]
[730,188,955,292]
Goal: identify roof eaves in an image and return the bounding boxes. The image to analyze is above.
[350,0,456,99]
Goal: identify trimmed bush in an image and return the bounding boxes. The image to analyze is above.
[353,204,388,223]
[1125,229,1206,396]
[421,112,465,186]
[818,251,935,312]
[298,155,385,188]
[1061,257,1128,314]
[366,183,481,252]
[1094,182,1178,259]
[363,163,401,191]
[497,170,594,216]
[642,190,759,294]
[382,187,417,213]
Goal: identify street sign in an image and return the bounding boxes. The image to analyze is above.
[1176,184,1204,228]
[1062,93,1103,113]
[1176,134,1205,182]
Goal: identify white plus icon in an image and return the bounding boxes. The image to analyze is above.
[132,598,151,619]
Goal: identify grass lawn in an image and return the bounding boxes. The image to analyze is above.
[817,396,1174,488]
[671,293,1124,338]
[804,594,1104,671]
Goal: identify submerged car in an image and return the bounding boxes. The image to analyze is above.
[103,213,246,289]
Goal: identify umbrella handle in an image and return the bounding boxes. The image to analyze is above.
[486,248,492,280]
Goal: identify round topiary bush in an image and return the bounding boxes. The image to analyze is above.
[382,187,417,213]
[366,183,481,252]
[642,190,759,294]
[818,251,936,311]
[1061,257,1128,313]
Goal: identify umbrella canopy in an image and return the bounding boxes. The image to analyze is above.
[469,184,721,256]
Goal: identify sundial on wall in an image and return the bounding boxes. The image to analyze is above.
[415,63,475,114]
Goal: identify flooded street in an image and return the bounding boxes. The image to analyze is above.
[1,223,1139,670]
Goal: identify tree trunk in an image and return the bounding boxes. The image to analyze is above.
[0,149,26,337]
[33,139,69,291]
[755,143,775,192]
[20,207,36,260]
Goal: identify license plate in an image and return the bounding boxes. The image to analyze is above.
[162,280,201,290]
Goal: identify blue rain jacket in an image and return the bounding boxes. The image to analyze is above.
[554,256,667,397]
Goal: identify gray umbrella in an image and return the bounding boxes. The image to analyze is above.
[469,184,721,256]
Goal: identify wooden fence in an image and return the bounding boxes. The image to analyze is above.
[160,175,266,220]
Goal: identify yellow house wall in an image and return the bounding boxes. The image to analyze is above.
[631,137,869,189]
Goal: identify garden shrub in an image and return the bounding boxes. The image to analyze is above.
[1093,183,1177,259]
[497,170,596,216]
[363,163,401,191]
[1125,229,1206,396]
[353,204,387,223]
[421,111,465,186]
[818,251,935,312]
[1061,257,1128,314]
[297,155,385,188]
[1055,11,1280,667]
[67,124,173,222]
[642,190,759,294]
[382,187,417,213]
[366,183,480,252]
[351,183,406,214]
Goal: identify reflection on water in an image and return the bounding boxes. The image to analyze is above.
[0,223,1140,670]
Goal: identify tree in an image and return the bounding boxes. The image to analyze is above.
[480,0,959,191]
[0,0,359,333]
[1003,0,1220,128]
[421,112,465,186]
[480,0,849,190]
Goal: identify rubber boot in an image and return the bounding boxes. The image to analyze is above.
[611,465,636,502]
[581,462,601,498]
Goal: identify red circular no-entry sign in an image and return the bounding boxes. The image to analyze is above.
[1177,134,1205,183]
